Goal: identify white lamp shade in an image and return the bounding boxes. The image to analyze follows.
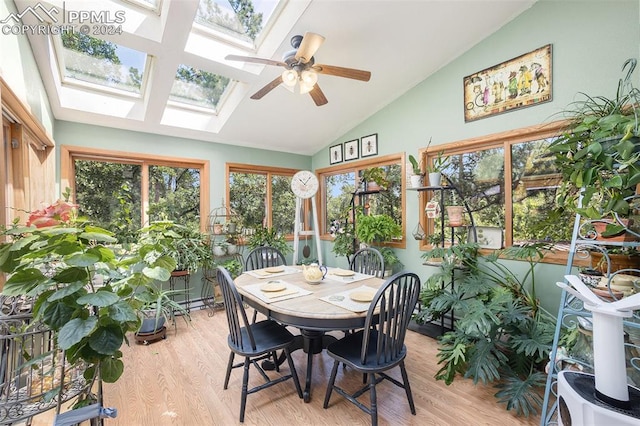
[281,69,298,87]
[300,70,318,86]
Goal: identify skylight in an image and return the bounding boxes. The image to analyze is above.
[194,0,280,44]
[169,64,231,111]
[60,32,148,95]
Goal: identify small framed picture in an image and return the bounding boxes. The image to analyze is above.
[361,133,378,157]
[344,139,359,161]
[329,143,343,164]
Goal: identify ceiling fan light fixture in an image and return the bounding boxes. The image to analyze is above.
[299,81,315,94]
[281,69,298,87]
[300,70,318,86]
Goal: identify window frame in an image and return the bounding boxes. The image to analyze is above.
[61,145,210,231]
[226,163,302,238]
[418,121,572,265]
[316,153,406,249]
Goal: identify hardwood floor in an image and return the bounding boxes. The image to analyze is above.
[34,308,541,425]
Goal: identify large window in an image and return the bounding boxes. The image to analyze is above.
[61,147,209,241]
[419,122,572,263]
[227,164,297,236]
[317,154,405,248]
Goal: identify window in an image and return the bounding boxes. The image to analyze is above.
[61,146,210,241]
[316,154,406,248]
[418,121,571,263]
[227,164,297,235]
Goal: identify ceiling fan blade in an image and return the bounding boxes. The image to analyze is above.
[295,32,325,64]
[226,54,287,68]
[250,76,284,100]
[312,64,371,82]
[309,84,328,106]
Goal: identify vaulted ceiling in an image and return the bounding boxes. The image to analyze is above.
[18,0,536,155]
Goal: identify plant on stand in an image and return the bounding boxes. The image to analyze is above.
[354,213,402,275]
[408,154,425,188]
[548,58,640,237]
[361,166,391,191]
[416,242,556,416]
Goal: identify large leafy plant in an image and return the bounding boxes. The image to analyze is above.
[549,58,640,228]
[417,242,556,417]
[0,194,186,403]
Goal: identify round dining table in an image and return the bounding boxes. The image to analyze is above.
[234,266,385,402]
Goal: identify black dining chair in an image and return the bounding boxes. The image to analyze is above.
[244,246,287,271]
[217,267,303,423]
[349,247,385,278]
[244,246,288,322]
[323,271,421,426]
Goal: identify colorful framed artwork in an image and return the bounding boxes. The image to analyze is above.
[329,143,343,164]
[344,139,359,161]
[463,44,552,122]
[360,133,378,157]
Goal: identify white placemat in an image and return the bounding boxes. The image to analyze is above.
[245,266,299,279]
[324,269,374,284]
[243,281,312,304]
[320,286,378,313]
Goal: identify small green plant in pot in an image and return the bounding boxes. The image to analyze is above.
[361,167,390,191]
[408,154,425,188]
[549,58,640,235]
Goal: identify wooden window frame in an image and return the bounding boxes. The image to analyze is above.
[316,153,406,249]
[226,163,301,237]
[61,145,210,231]
[417,121,575,265]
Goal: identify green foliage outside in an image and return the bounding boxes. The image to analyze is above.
[196,0,264,41]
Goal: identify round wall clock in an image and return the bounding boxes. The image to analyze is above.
[291,170,319,199]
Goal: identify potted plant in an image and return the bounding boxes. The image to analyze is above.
[226,234,238,255]
[0,193,185,406]
[548,58,640,236]
[422,138,450,187]
[246,226,292,255]
[354,213,402,246]
[416,242,556,416]
[408,154,425,188]
[361,166,390,191]
[138,221,212,275]
[330,219,356,260]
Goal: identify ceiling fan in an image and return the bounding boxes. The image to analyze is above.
[226,32,371,106]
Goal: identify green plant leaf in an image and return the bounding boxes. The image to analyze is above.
[77,290,119,307]
[58,316,98,350]
[494,372,546,417]
[2,268,46,295]
[89,324,123,355]
[53,267,89,283]
[143,266,171,282]
[42,299,76,329]
[101,356,124,383]
[80,231,117,243]
[48,281,85,301]
[65,252,100,267]
[108,301,138,323]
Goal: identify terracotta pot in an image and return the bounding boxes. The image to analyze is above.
[446,205,464,227]
[591,219,639,242]
[590,252,640,276]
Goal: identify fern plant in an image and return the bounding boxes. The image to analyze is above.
[417,242,556,417]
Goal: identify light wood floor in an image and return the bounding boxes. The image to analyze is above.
[34,308,541,426]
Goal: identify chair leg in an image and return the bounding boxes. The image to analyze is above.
[323,360,340,408]
[369,373,378,426]
[239,357,250,423]
[399,360,416,415]
[284,347,303,398]
[251,309,258,323]
[223,351,234,390]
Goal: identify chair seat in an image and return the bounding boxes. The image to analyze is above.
[229,319,296,357]
[326,329,407,373]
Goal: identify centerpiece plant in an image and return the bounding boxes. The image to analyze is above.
[0,191,189,408]
[417,242,556,417]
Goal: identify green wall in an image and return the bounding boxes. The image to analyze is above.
[312,0,640,314]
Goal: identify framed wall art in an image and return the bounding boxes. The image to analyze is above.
[344,139,359,161]
[360,133,378,157]
[463,44,552,122]
[329,143,343,164]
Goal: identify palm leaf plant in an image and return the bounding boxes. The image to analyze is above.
[417,242,556,417]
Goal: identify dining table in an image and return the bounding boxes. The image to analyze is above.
[234,265,386,402]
